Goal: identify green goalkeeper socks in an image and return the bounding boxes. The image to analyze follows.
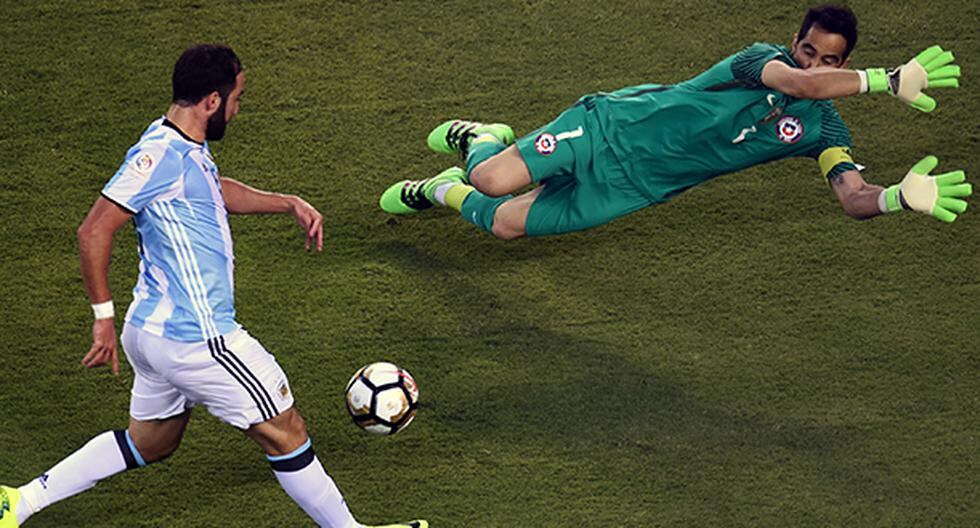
[460,190,512,233]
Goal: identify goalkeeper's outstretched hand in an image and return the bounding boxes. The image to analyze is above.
[884,156,971,222]
[866,46,961,112]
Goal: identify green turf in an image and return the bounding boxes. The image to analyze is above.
[1,1,978,526]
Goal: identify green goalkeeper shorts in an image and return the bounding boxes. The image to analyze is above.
[515,101,652,237]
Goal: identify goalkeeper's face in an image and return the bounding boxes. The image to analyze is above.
[790,25,850,70]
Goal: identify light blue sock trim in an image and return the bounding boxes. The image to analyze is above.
[124,430,148,468]
[266,438,312,462]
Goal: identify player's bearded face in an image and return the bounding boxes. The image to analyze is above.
[205,95,229,141]
[791,26,848,70]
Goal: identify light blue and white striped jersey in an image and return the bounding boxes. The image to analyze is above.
[102,117,239,342]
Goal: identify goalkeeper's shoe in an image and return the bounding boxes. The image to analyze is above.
[0,486,22,528]
[427,119,515,159]
[365,521,428,528]
[380,167,466,215]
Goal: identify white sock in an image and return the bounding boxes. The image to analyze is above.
[18,430,141,524]
[269,440,360,528]
[878,189,889,213]
[432,182,457,206]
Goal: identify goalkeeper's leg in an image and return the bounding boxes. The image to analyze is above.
[466,143,534,198]
[428,119,536,197]
[378,145,533,217]
[452,185,538,240]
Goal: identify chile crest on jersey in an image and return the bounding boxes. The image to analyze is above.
[774,115,804,144]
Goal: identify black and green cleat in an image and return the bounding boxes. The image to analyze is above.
[426,119,515,159]
[379,167,466,215]
[0,486,22,528]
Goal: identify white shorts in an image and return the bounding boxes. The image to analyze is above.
[121,323,295,429]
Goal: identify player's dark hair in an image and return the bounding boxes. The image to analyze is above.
[172,44,242,105]
[799,5,858,58]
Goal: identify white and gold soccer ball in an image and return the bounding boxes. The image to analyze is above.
[345,362,419,435]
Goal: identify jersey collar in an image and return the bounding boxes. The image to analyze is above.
[775,44,801,69]
[161,117,204,146]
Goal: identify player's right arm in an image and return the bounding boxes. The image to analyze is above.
[77,197,133,375]
[79,141,181,374]
[761,46,960,111]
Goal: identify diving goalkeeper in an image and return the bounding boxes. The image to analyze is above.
[380,5,969,239]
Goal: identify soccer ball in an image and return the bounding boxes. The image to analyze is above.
[345,362,419,435]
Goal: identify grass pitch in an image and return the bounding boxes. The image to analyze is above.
[1,1,978,526]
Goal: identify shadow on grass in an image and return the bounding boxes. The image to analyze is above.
[372,239,859,459]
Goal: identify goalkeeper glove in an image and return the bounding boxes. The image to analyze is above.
[883,156,971,222]
[861,45,961,112]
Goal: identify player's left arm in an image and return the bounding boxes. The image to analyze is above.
[220,177,324,251]
[828,168,886,219]
[762,61,861,100]
[823,149,972,222]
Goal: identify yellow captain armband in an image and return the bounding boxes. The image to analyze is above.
[818,147,855,179]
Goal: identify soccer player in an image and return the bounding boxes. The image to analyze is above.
[0,45,425,528]
[380,5,970,240]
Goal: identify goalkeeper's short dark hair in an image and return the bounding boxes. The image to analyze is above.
[799,5,858,58]
[172,44,242,105]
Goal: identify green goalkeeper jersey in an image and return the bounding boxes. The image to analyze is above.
[590,42,857,202]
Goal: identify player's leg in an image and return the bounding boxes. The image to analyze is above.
[522,142,654,237]
[201,329,424,528]
[4,325,190,526]
[428,120,533,197]
[127,411,192,463]
[434,108,595,198]
[486,186,542,240]
[245,407,363,528]
[380,107,587,240]
[380,118,534,218]
[425,118,524,193]
[467,144,532,197]
[5,416,187,527]
[378,164,520,238]
[246,408,426,528]
[379,167,534,240]
[380,148,531,216]
[244,406,308,455]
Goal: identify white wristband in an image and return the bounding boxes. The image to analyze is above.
[857,70,869,94]
[92,300,114,320]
